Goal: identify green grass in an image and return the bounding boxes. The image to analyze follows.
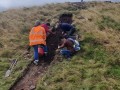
[97,16,120,30]
[0,54,31,90]
[107,65,120,79]
[36,33,120,90]
[1,50,16,58]
[78,33,109,63]
[37,58,120,90]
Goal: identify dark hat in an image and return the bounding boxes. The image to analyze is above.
[46,23,50,26]
[34,20,40,26]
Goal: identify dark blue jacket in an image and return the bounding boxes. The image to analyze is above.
[59,23,73,32]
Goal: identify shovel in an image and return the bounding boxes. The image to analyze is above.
[5,59,18,77]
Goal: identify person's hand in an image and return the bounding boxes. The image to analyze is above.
[58,46,61,49]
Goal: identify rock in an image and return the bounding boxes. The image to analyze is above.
[44,82,47,86]
[30,85,36,90]
[38,72,41,74]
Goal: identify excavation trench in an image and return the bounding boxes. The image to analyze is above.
[9,31,61,90]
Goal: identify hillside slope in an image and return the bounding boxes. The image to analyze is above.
[0,2,120,90]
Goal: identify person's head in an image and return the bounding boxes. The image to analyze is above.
[34,20,41,27]
[46,23,50,26]
[45,22,51,29]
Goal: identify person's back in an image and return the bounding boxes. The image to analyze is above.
[67,38,80,51]
[58,38,75,59]
[64,39,75,53]
[59,23,73,31]
[59,23,76,37]
[29,25,46,46]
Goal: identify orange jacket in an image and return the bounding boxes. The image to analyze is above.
[29,25,46,46]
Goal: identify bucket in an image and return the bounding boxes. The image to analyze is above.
[38,47,44,56]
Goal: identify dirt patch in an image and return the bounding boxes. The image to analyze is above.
[10,63,48,90]
[9,30,61,90]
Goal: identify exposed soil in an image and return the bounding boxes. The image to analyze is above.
[9,30,62,90]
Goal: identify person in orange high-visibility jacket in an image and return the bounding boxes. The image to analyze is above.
[29,20,48,65]
[29,24,46,46]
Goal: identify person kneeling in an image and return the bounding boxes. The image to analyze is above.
[58,37,80,60]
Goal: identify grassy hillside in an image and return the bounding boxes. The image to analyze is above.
[0,2,120,90]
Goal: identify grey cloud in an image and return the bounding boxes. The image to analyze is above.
[0,0,119,11]
[0,0,81,8]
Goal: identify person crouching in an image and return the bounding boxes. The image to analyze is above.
[58,37,80,60]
